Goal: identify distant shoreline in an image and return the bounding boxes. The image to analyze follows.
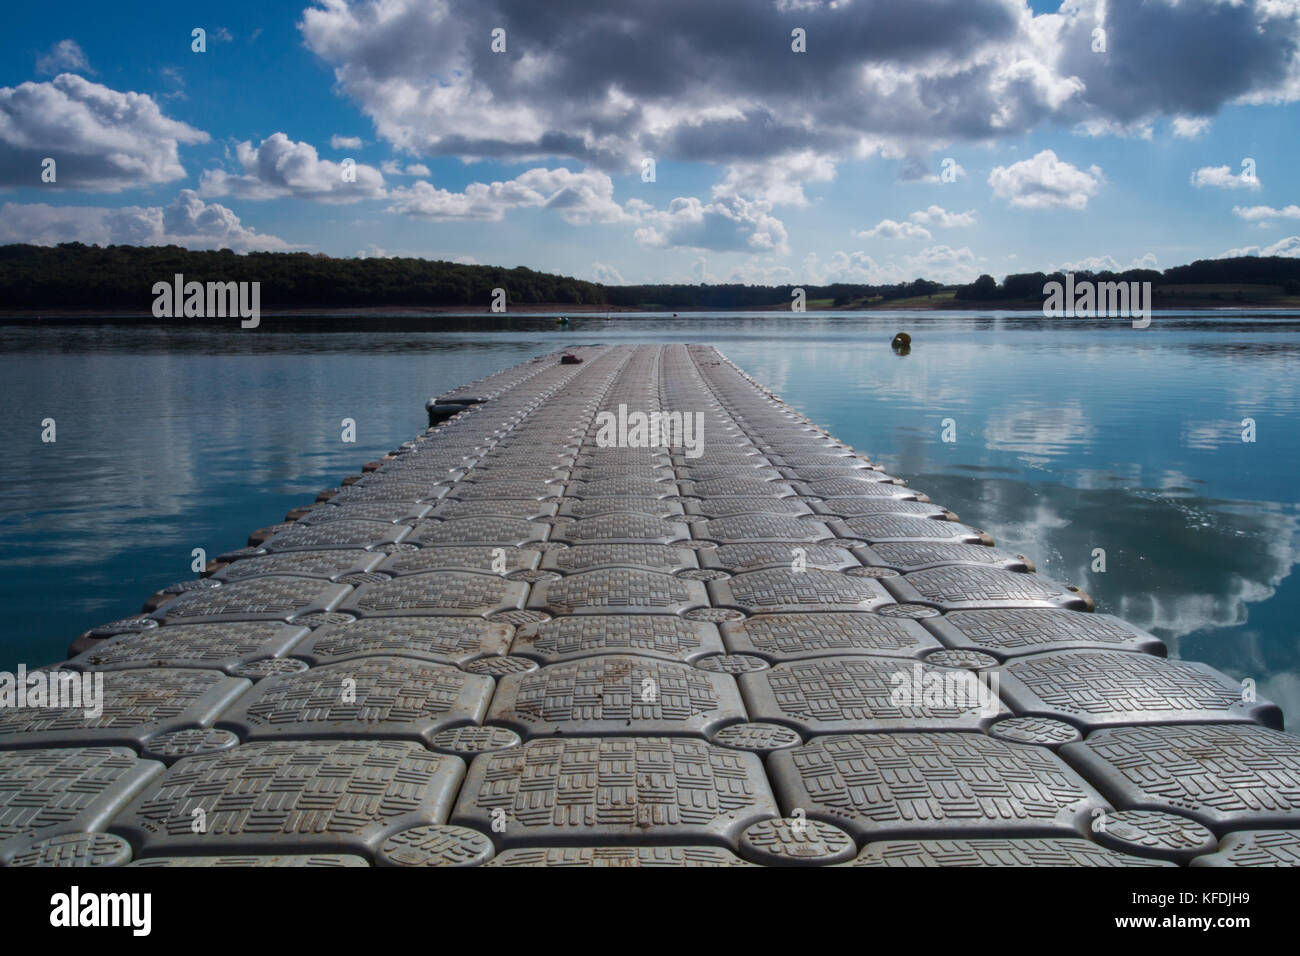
[2,300,1298,321]
[7,246,1300,319]
[0,303,638,320]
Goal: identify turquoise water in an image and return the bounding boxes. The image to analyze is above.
[1,312,1297,723]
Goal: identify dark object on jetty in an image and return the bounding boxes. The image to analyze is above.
[425,395,483,427]
[891,332,912,354]
[560,353,582,364]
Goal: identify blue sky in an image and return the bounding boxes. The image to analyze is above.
[2,0,1299,285]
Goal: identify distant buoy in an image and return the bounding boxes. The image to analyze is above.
[556,316,569,325]
[891,332,911,355]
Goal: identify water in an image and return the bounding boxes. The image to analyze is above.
[2,312,1297,723]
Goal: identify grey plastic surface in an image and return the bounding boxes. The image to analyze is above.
[451,736,778,849]
[739,656,1008,734]
[0,668,251,749]
[511,615,724,664]
[110,740,466,858]
[1062,724,1300,832]
[217,656,494,743]
[295,616,513,666]
[720,612,939,661]
[16,344,1286,866]
[997,649,1280,730]
[486,655,745,738]
[844,838,1173,867]
[67,622,309,674]
[0,747,163,864]
[769,732,1106,842]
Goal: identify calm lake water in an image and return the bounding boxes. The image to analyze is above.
[2,312,1298,724]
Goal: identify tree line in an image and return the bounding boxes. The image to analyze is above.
[0,243,605,310]
[954,257,1300,301]
[603,278,943,309]
[1,242,1297,312]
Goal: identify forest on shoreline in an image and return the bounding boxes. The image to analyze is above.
[3,242,1300,314]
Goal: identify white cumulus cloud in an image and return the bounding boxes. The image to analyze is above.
[1220,236,1300,258]
[0,74,208,191]
[1233,204,1300,221]
[380,159,431,177]
[0,189,292,251]
[906,244,979,283]
[1191,164,1262,190]
[632,194,789,254]
[857,219,932,241]
[909,205,977,228]
[1056,252,1160,272]
[713,151,837,207]
[388,166,628,224]
[199,132,386,202]
[1171,116,1210,139]
[36,39,92,75]
[589,262,625,284]
[989,149,1104,210]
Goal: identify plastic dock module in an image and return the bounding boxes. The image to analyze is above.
[12,344,1299,866]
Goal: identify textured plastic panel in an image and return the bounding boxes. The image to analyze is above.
[487,656,745,738]
[111,740,466,857]
[511,615,724,664]
[769,733,1105,842]
[217,657,493,744]
[451,737,777,848]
